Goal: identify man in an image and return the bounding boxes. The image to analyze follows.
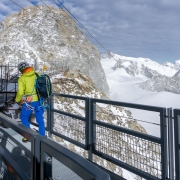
[15,61,45,142]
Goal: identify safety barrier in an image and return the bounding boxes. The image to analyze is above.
[0,112,110,180]
[90,98,167,180]
[43,93,169,180]
[0,65,18,105]
[0,87,179,179]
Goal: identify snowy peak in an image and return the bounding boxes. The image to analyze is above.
[101,52,180,94]
[101,52,178,78]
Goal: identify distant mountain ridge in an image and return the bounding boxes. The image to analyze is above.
[101,52,180,94]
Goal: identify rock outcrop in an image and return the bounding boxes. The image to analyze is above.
[0,6,109,95]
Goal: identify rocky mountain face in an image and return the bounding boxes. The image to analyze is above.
[0,6,109,95]
[102,52,180,94]
[138,75,180,94]
[112,58,160,77]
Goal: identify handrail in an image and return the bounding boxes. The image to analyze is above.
[0,112,110,180]
[48,93,169,180]
[41,138,110,180]
[0,112,44,180]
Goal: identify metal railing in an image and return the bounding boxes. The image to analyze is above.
[90,98,167,180]
[0,79,180,179]
[0,65,19,105]
[45,93,169,180]
[0,112,110,180]
[0,113,43,180]
[41,138,110,180]
[47,93,90,149]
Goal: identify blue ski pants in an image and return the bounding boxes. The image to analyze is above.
[20,101,45,136]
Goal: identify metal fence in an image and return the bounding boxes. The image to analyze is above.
[47,93,170,180]
[0,65,19,105]
[90,99,167,180]
[0,113,43,180]
[1,83,180,179]
[40,138,110,180]
[0,111,110,180]
[35,60,69,75]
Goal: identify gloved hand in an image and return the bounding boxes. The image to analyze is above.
[20,100,25,104]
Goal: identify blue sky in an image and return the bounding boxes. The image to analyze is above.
[0,0,180,64]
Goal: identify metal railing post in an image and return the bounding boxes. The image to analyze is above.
[47,96,52,138]
[49,95,54,138]
[88,100,96,162]
[160,108,168,180]
[88,98,92,161]
[174,109,180,180]
[167,108,174,180]
[42,152,52,179]
[32,135,47,180]
[1,65,2,91]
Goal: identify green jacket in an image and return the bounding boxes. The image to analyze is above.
[15,69,39,102]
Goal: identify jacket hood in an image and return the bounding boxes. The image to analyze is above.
[22,69,35,77]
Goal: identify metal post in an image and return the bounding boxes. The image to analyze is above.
[1,65,2,91]
[5,66,8,103]
[88,100,96,162]
[160,108,168,180]
[87,98,92,161]
[47,96,52,138]
[168,108,174,180]
[174,109,180,180]
[43,152,52,180]
[32,136,46,180]
[49,95,54,138]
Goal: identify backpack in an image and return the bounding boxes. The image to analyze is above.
[35,73,52,99]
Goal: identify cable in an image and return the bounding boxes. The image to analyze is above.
[4,1,180,54]
[55,0,109,51]
[95,110,160,126]
[41,0,116,62]
[43,0,159,91]
[9,0,23,9]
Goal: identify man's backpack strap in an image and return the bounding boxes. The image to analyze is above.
[35,72,40,100]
